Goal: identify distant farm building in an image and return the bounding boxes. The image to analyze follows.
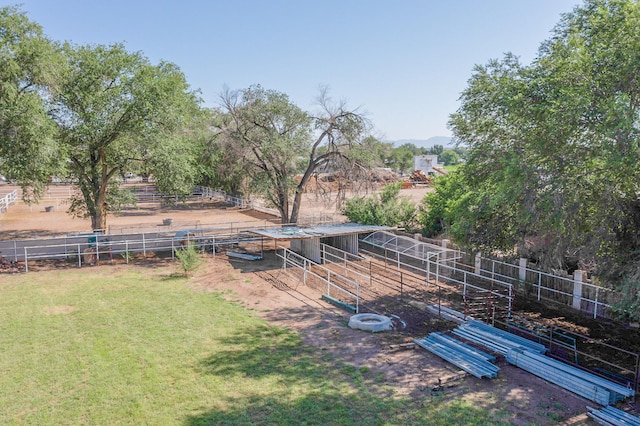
[414,155,446,176]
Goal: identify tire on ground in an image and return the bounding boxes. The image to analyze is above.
[348,313,392,332]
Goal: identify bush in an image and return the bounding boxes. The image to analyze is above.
[174,245,203,277]
[342,182,417,230]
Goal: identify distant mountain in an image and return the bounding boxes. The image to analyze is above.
[390,136,453,149]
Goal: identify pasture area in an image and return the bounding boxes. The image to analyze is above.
[1,263,515,426]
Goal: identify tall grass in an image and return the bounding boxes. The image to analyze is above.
[0,266,509,425]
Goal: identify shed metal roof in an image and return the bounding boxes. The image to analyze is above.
[248,223,393,240]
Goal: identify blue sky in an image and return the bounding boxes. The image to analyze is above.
[16,0,581,141]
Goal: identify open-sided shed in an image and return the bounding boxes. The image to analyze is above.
[248,223,393,263]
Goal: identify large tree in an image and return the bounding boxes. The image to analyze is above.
[50,43,204,231]
[432,0,640,281]
[0,6,63,200]
[215,86,368,223]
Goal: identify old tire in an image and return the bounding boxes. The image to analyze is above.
[348,313,392,332]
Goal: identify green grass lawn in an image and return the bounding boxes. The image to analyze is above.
[0,265,510,425]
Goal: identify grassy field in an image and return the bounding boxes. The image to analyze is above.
[0,265,510,425]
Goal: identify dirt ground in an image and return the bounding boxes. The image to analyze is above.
[0,183,628,424]
[190,252,601,425]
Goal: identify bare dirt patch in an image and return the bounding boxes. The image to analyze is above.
[191,253,597,425]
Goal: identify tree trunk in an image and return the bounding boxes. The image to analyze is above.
[290,158,322,223]
[91,205,107,231]
[91,194,108,231]
[289,187,304,224]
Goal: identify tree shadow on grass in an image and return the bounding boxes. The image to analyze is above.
[187,322,398,426]
[184,321,510,426]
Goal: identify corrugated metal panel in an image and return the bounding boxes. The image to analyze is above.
[335,234,358,255]
[301,238,321,264]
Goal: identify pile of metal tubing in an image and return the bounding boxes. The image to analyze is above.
[587,405,640,426]
[507,348,635,405]
[414,332,499,379]
[452,320,547,355]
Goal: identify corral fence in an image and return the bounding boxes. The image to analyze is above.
[358,232,514,319]
[0,189,18,214]
[0,215,344,272]
[277,246,360,312]
[319,243,463,318]
[277,235,640,395]
[500,312,640,396]
[395,231,616,320]
[15,231,264,272]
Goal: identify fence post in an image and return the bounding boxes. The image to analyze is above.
[572,270,584,311]
[463,271,467,298]
[537,274,542,301]
[344,250,347,274]
[24,247,28,272]
[474,252,482,275]
[441,239,451,277]
[304,259,308,284]
[426,256,431,285]
[519,258,527,282]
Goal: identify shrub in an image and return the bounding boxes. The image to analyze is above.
[174,245,203,277]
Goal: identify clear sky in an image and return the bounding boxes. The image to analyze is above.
[15,0,582,141]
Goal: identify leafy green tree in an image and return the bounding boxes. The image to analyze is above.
[343,182,417,230]
[215,86,368,223]
[50,43,204,231]
[426,144,444,155]
[443,0,640,282]
[439,150,459,166]
[388,143,421,174]
[419,171,467,237]
[0,6,63,200]
[349,136,393,169]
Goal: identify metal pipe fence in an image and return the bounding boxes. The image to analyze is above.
[474,255,614,319]
[0,189,18,213]
[278,246,360,313]
[359,241,514,308]
[2,229,267,271]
